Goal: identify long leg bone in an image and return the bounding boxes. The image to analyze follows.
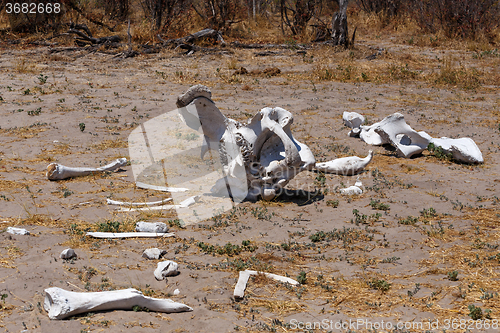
[107,198,173,206]
[314,151,373,175]
[44,287,192,319]
[135,181,189,192]
[86,232,175,238]
[47,158,127,180]
[233,269,300,299]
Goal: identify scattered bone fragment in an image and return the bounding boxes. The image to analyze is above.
[343,111,365,137]
[374,113,430,158]
[60,248,77,260]
[154,261,179,281]
[173,289,180,296]
[86,232,175,239]
[315,150,373,175]
[429,137,483,164]
[142,248,167,260]
[340,180,363,195]
[233,269,299,299]
[118,195,199,212]
[107,198,173,206]
[135,181,189,192]
[135,221,168,233]
[6,227,30,235]
[47,158,127,180]
[44,287,192,320]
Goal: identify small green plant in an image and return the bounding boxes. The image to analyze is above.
[369,199,390,211]
[23,88,30,95]
[168,219,185,229]
[468,304,483,320]
[428,143,453,161]
[447,270,459,281]
[399,216,418,225]
[132,305,150,312]
[79,122,85,132]
[420,207,437,218]
[369,278,391,292]
[351,209,368,224]
[27,107,42,116]
[1,293,7,303]
[297,271,307,284]
[326,200,339,208]
[0,96,3,101]
[38,74,48,84]
[97,220,121,233]
[62,188,73,198]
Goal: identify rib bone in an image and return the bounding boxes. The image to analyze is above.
[47,158,127,180]
[44,287,192,319]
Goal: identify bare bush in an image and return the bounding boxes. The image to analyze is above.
[280,0,320,35]
[408,0,500,40]
[355,0,403,18]
[141,0,191,32]
[193,0,246,31]
[101,0,130,21]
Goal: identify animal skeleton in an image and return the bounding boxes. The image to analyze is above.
[176,85,315,201]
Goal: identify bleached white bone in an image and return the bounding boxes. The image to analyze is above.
[154,261,179,281]
[340,180,363,195]
[47,158,127,180]
[7,227,30,235]
[173,289,180,296]
[374,113,430,158]
[429,137,483,164]
[135,222,168,233]
[86,232,175,238]
[118,195,199,212]
[359,121,389,145]
[177,85,315,201]
[135,181,189,193]
[343,112,365,137]
[44,287,192,319]
[343,111,365,129]
[107,198,173,206]
[315,150,373,175]
[142,248,167,260]
[60,248,77,259]
[233,269,300,299]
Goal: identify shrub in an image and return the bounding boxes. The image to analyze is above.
[408,0,500,40]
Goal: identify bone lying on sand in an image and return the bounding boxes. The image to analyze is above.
[44,287,192,320]
[233,270,300,299]
[352,112,483,163]
[6,227,30,235]
[314,151,373,175]
[107,198,173,206]
[86,232,175,239]
[47,158,128,180]
[154,260,179,281]
[117,195,199,212]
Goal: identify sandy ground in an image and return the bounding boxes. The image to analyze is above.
[0,38,500,332]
